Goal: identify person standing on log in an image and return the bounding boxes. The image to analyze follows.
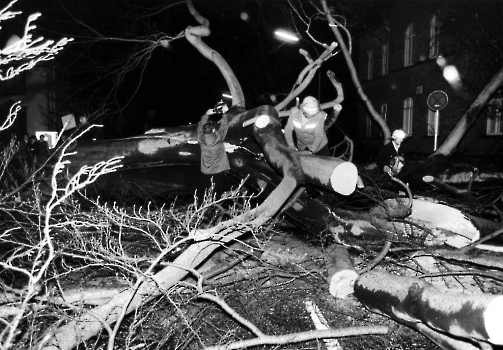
[284,96,331,156]
[375,129,408,176]
[197,101,230,201]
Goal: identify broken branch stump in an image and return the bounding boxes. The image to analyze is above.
[325,244,358,299]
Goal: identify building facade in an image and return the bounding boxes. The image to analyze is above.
[356,1,503,163]
[0,63,69,144]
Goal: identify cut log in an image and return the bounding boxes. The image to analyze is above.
[298,156,358,196]
[354,270,503,347]
[249,111,358,196]
[325,244,358,299]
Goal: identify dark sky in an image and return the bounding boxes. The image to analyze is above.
[11,0,378,137]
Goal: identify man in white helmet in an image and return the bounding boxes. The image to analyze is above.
[375,129,408,176]
[284,96,332,156]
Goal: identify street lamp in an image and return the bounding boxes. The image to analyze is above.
[274,30,299,42]
[273,29,321,100]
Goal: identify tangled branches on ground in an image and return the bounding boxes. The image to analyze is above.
[0,136,260,349]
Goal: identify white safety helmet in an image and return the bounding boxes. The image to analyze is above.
[392,129,408,140]
[300,96,320,115]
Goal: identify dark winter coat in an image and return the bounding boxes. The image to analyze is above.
[375,141,407,174]
[197,113,230,175]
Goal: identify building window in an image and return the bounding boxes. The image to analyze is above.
[403,97,413,134]
[365,113,372,137]
[429,13,441,58]
[366,49,374,80]
[380,103,388,122]
[404,23,414,67]
[487,116,503,135]
[427,109,436,136]
[381,43,388,76]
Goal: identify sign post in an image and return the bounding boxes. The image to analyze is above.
[427,90,448,151]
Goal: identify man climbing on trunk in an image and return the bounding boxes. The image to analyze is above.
[197,101,230,202]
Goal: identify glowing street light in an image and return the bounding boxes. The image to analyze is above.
[274,30,299,42]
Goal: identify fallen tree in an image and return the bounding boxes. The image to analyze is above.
[40,101,502,350]
[40,105,362,350]
[3,1,503,350]
[44,0,502,347]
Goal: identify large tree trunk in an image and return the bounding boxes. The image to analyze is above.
[65,112,503,249]
[434,64,503,156]
[64,106,356,235]
[354,270,503,349]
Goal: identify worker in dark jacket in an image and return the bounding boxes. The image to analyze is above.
[375,129,408,176]
[197,102,230,200]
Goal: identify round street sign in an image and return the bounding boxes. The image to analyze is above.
[427,90,448,111]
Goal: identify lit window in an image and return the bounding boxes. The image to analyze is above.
[381,43,388,76]
[429,13,441,58]
[380,103,388,122]
[366,113,372,137]
[404,23,414,67]
[487,116,503,135]
[427,109,436,136]
[366,49,374,80]
[403,97,413,135]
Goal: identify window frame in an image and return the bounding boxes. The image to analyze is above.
[404,23,414,67]
[380,103,388,122]
[429,12,441,58]
[365,113,372,137]
[366,49,374,80]
[403,97,413,135]
[381,42,389,76]
[487,115,503,135]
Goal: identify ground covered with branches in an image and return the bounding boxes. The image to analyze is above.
[2,153,503,350]
[74,211,441,350]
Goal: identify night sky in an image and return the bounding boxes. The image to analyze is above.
[10,0,379,137]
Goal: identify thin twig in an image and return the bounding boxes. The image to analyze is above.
[199,292,265,337]
[358,240,392,274]
[204,326,390,350]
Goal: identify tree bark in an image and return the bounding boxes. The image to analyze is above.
[325,244,358,298]
[354,270,503,348]
[185,0,245,108]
